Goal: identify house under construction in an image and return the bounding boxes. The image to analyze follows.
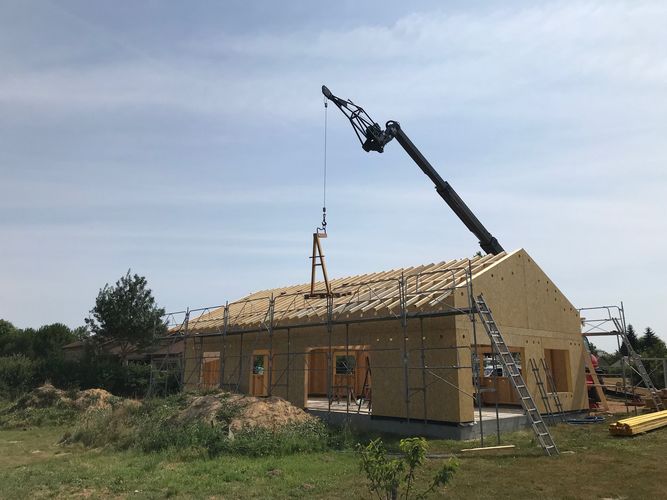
[164,248,588,437]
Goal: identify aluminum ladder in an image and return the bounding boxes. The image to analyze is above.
[613,319,664,411]
[475,295,559,456]
[529,358,565,423]
[529,359,558,424]
[541,358,566,421]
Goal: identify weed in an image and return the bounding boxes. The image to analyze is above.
[65,393,329,458]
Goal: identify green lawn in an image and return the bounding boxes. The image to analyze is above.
[1,419,665,499]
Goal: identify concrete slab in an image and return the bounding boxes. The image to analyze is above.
[306,403,531,440]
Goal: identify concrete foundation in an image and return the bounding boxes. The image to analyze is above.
[306,406,532,440]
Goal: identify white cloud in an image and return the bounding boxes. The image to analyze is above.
[2,1,666,122]
[1,1,666,342]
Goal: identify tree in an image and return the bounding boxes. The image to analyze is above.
[620,324,640,356]
[587,341,599,356]
[85,270,167,363]
[0,319,17,337]
[639,327,660,351]
[0,321,33,358]
[31,323,78,358]
[358,437,458,499]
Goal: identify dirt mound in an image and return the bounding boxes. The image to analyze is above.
[13,384,74,410]
[175,392,316,432]
[7,386,314,435]
[228,394,315,432]
[10,384,120,413]
[75,388,115,411]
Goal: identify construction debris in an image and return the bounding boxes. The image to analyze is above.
[609,410,667,436]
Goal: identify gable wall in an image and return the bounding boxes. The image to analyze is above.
[454,249,588,412]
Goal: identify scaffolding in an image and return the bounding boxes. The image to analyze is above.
[148,255,532,445]
[579,303,665,412]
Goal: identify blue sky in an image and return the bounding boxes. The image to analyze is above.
[1,1,665,350]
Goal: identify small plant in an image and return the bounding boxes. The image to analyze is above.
[358,437,458,499]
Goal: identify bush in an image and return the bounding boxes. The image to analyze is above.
[0,355,39,399]
[358,437,459,499]
[0,353,152,400]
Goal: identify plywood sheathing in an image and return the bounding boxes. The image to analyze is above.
[453,249,589,416]
[181,248,589,422]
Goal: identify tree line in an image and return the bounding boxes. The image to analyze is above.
[0,271,168,399]
[592,325,667,388]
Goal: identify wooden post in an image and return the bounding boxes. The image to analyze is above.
[585,353,608,411]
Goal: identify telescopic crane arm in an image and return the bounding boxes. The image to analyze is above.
[322,85,504,255]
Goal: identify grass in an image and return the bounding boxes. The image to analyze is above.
[63,393,332,457]
[1,415,666,498]
[0,395,78,429]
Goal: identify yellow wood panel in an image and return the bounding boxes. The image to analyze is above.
[308,350,328,395]
[202,358,220,388]
[452,249,588,413]
[183,248,588,421]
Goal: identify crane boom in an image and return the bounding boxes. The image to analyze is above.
[322,85,504,255]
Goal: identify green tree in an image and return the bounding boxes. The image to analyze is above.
[85,270,167,364]
[31,323,78,358]
[620,324,640,356]
[0,321,33,358]
[639,327,660,351]
[358,437,458,499]
[0,320,17,337]
[587,340,599,357]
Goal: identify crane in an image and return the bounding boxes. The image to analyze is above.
[322,85,504,255]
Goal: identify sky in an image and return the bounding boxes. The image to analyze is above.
[1,0,665,352]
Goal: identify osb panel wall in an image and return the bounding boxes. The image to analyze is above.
[182,316,467,423]
[308,349,370,397]
[453,249,588,413]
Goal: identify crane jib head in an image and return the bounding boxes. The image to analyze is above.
[322,85,347,108]
[322,83,395,153]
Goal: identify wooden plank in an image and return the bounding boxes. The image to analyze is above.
[460,445,516,453]
[585,351,609,411]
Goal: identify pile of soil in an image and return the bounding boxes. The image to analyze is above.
[175,392,316,432]
[10,384,118,413]
[75,388,115,411]
[7,385,315,434]
[12,384,72,410]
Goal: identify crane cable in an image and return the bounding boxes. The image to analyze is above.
[320,96,328,233]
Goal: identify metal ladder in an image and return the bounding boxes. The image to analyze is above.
[541,358,566,421]
[475,295,559,456]
[529,359,565,424]
[613,319,664,411]
[529,359,557,424]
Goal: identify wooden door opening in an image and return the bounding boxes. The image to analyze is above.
[305,347,371,409]
[201,352,221,389]
[250,351,269,397]
[477,348,523,405]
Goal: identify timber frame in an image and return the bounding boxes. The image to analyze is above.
[151,249,589,439]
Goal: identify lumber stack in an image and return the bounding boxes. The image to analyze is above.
[609,410,667,436]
